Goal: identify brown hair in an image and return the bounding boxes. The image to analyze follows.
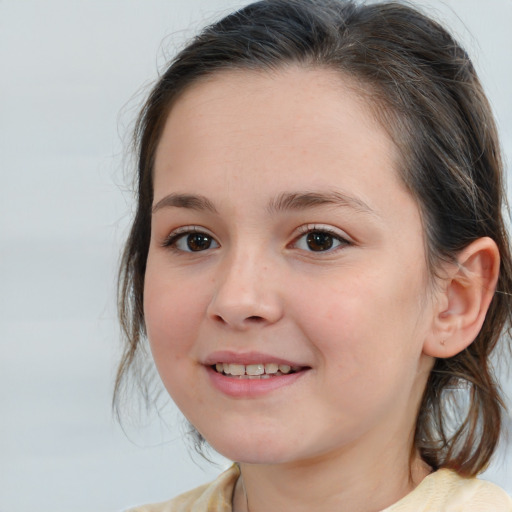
[115,0,512,476]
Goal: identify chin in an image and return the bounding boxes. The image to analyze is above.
[205,432,298,465]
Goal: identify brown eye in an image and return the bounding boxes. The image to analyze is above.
[306,231,334,251]
[166,230,220,252]
[184,233,215,251]
[293,228,348,253]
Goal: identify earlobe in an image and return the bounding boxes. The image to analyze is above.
[423,237,500,359]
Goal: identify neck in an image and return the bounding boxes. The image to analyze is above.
[234,442,431,512]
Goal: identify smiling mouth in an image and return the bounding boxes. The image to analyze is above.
[212,362,304,379]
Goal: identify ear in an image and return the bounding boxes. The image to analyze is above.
[423,237,500,358]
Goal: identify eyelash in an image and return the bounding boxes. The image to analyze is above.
[161,224,351,254]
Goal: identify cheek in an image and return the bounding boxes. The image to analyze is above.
[294,266,428,370]
[143,263,207,364]
[143,271,209,408]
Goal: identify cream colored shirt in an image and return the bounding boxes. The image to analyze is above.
[128,464,512,512]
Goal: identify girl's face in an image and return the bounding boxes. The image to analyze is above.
[145,68,438,465]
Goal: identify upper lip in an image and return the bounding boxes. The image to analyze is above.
[203,351,308,367]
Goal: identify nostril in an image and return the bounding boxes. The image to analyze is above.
[212,314,264,325]
[213,314,226,324]
[247,315,264,322]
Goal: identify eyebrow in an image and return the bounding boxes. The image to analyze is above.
[267,191,377,216]
[151,190,377,217]
[152,193,218,214]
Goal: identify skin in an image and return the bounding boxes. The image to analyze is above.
[144,67,454,512]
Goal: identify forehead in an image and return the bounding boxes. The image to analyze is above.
[158,67,385,146]
[152,67,414,221]
[154,67,402,190]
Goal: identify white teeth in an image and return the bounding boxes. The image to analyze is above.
[264,363,279,374]
[225,363,245,376]
[215,362,298,376]
[246,364,264,376]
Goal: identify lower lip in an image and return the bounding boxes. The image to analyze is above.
[206,366,307,398]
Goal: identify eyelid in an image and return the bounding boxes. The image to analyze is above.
[293,223,352,242]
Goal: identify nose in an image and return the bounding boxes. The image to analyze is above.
[206,250,284,330]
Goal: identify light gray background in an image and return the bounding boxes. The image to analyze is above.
[1,1,511,511]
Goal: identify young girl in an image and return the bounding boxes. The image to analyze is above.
[115,0,512,510]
